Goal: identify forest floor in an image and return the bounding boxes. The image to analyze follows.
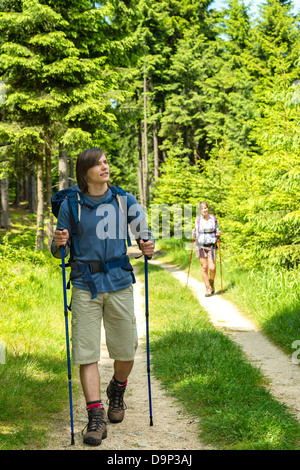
[44,250,300,452]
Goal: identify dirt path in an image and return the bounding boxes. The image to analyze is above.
[150,259,300,424]
[45,255,300,451]
[45,275,212,451]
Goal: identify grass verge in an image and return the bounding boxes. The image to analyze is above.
[0,231,77,450]
[135,260,300,450]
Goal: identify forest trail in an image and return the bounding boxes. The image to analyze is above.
[45,252,300,451]
[150,259,300,424]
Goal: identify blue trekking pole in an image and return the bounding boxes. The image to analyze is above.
[61,246,75,445]
[144,255,153,426]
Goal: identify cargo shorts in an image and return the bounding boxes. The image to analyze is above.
[71,285,138,365]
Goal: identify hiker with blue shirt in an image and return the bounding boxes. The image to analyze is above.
[51,148,154,447]
[193,201,221,297]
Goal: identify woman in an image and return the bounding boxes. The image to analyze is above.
[193,201,221,297]
[52,148,154,446]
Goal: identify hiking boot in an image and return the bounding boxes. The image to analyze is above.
[205,284,212,297]
[83,407,107,446]
[209,279,215,295]
[106,380,127,423]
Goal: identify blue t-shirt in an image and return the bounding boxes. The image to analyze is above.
[53,188,151,293]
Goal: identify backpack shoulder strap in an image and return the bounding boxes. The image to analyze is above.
[51,186,82,258]
[67,192,81,256]
[210,214,217,228]
[110,186,133,247]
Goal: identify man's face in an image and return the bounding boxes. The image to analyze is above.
[87,155,110,186]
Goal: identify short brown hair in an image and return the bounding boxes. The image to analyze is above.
[76,148,106,193]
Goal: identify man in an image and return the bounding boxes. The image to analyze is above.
[52,148,154,446]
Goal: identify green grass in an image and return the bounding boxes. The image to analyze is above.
[0,221,77,450]
[219,267,300,356]
[135,260,300,450]
[155,238,300,357]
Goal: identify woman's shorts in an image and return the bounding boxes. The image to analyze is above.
[196,244,216,259]
[71,285,138,365]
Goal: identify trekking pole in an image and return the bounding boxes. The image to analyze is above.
[144,255,153,426]
[218,238,223,293]
[61,246,75,445]
[187,237,195,286]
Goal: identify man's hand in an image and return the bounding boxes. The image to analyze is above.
[53,229,69,247]
[139,239,154,259]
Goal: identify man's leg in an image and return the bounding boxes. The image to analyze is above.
[104,286,138,423]
[71,287,106,446]
[80,362,107,446]
[113,360,134,383]
[80,362,101,403]
[106,360,134,423]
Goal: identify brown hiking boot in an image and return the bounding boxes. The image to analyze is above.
[205,284,212,297]
[209,279,215,294]
[83,407,107,446]
[106,380,127,423]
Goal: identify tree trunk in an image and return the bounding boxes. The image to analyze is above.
[45,135,53,251]
[45,137,52,210]
[28,163,37,214]
[35,150,44,251]
[59,144,68,190]
[143,63,148,206]
[137,119,144,207]
[14,155,20,207]
[69,155,75,186]
[23,159,29,204]
[153,121,159,181]
[0,177,10,228]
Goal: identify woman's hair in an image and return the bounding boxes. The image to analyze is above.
[76,148,107,193]
[199,201,209,211]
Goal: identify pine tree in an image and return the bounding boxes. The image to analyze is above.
[224,0,300,268]
[0,0,124,248]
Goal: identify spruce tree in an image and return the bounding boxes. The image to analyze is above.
[226,0,300,268]
[0,0,120,248]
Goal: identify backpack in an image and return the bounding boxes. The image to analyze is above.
[51,184,133,260]
[196,214,218,234]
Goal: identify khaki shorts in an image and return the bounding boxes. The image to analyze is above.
[71,285,138,364]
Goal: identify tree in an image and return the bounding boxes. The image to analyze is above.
[0,0,123,248]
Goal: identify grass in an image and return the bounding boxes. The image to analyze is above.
[155,238,300,358]
[0,211,78,450]
[135,260,300,450]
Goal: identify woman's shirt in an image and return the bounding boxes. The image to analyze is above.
[195,214,219,246]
